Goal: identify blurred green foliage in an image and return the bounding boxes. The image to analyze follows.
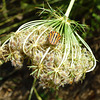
[0,0,100,39]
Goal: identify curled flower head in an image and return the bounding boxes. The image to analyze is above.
[0,5,96,89]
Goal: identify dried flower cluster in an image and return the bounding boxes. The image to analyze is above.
[0,20,96,89]
[0,3,96,89]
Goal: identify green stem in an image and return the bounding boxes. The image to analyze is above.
[2,0,8,19]
[28,78,42,100]
[65,0,75,18]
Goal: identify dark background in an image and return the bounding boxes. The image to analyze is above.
[0,0,100,100]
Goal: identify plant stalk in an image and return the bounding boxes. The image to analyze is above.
[2,0,8,19]
[28,78,42,100]
[65,0,75,18]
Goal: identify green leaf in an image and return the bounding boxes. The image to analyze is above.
[30,69,38,75]
[48,71,55,75]
[28,65,38,69]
